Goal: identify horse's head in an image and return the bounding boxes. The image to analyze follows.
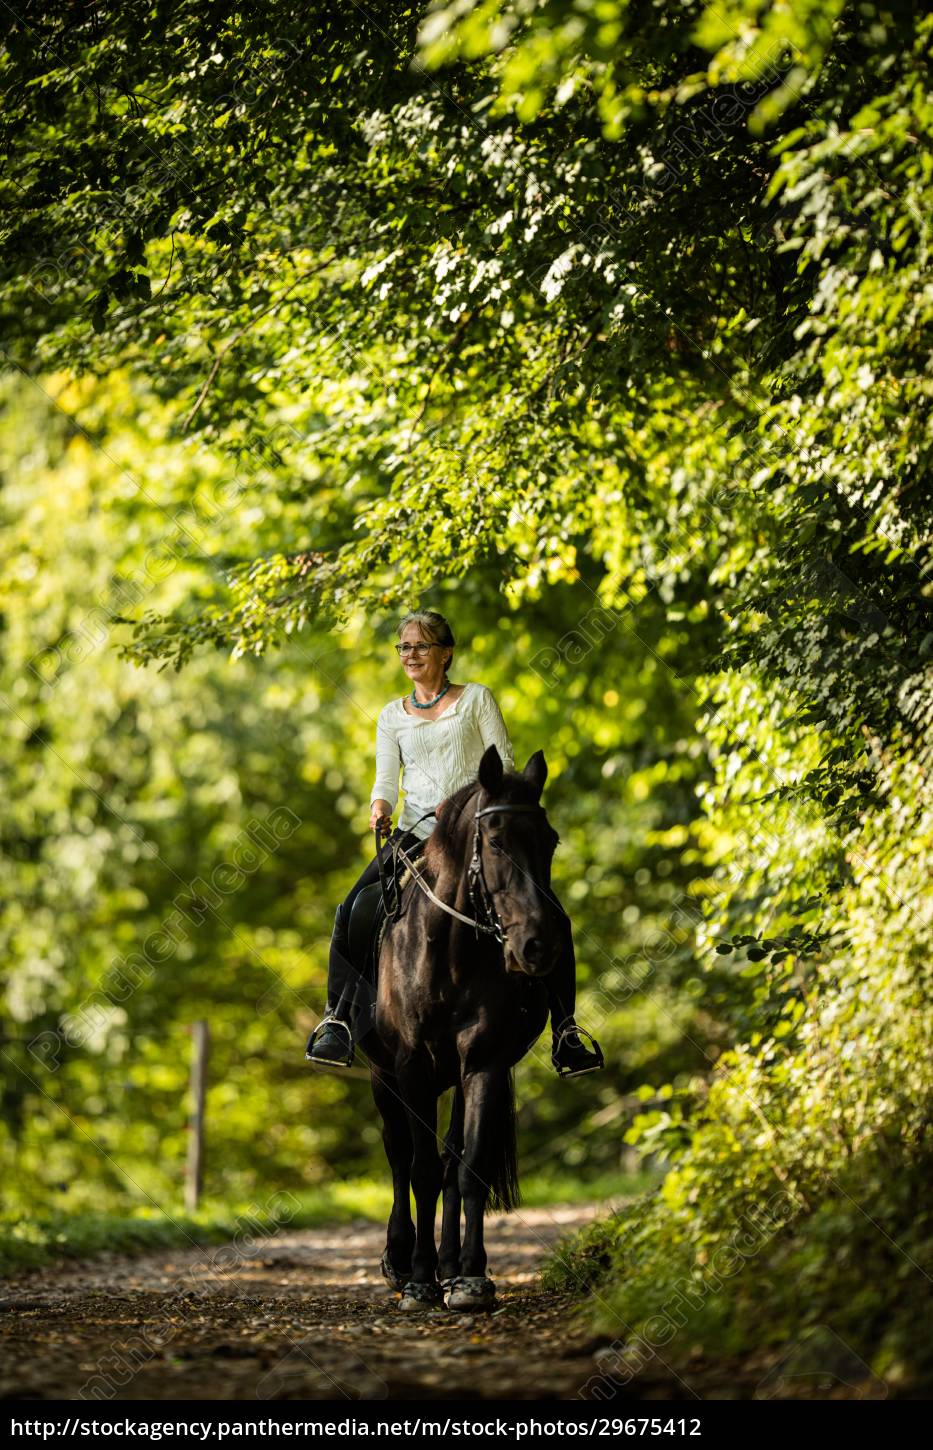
[471,744,564,976]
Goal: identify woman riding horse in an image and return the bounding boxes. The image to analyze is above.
[305,609,603,1079]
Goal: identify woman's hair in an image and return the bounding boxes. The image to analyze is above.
[397,609,456,648]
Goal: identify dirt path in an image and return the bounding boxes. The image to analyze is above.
[0,1206,616,1402]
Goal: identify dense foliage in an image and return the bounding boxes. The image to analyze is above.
[1,0,931,1387]
[0,372,700,1211]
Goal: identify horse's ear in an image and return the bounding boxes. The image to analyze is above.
[478,744,504,795]
[522,750,547,798]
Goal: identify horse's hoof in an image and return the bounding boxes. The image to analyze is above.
[398,1280,444,1312]
[380,1250,407,1292]
[444,1275,497,1312]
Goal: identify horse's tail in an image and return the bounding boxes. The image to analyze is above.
[487,1069,520,1212]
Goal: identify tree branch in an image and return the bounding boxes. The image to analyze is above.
[182,259,333,431]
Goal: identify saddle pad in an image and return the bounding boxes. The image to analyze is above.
[372,849,426,971]
[347,848,427,981]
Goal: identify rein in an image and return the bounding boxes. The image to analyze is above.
[375,798,548,945]
[374,809,437,922]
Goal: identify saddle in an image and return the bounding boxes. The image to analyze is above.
[346,845,426,985]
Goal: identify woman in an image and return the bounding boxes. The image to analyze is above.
[305,609,604,1077]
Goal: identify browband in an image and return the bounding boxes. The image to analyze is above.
[474,803,545,819]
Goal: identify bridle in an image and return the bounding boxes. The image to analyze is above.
[467,802,548,943]
[375,798,554,947]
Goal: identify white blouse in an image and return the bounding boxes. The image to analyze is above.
[370,682,515,840]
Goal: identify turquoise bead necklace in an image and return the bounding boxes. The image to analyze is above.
[411,678,451,710]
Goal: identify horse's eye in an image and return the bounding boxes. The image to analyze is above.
[488,839,503,854]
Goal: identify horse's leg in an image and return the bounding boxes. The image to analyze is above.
[397,1052,443,1309]
[438,1085,464,1285]
[449,1066,511,1312]
[371,1066,414,1291]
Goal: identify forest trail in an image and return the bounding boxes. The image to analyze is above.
[0,1204,626,1402]
[1,1202,889,1401]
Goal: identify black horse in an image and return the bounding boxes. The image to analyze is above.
[360,743,566,1312]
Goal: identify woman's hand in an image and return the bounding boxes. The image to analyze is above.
[370,800,392,836]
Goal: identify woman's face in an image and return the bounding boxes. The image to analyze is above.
[398,622,451,689]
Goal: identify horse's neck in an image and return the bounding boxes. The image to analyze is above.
[419,856,471,943]
[420,898,500,981]
[419,844,499,966]
[430,851,471,908]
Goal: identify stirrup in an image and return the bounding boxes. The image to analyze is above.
[305,1015,354,1067]
[551,1019,604,1078]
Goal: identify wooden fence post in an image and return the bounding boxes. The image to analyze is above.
[185,1020,209,1214]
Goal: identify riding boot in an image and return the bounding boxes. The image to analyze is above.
[305,1007,355,1067]
[551,1013,604,1078]
[305,902,358,1068]
[546,919,605,1078]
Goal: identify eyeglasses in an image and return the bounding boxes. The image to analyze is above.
[395,642,441,658]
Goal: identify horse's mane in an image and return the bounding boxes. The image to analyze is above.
[423,768,542,875]
[423,779,479,875]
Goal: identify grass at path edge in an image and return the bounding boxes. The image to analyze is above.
[0,1171,645,1275]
